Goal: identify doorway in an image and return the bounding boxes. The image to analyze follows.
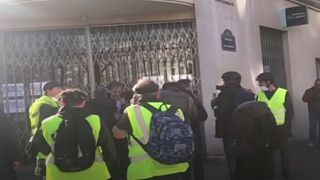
[260,26,287,88]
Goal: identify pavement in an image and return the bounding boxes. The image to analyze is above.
[17,138,320,180]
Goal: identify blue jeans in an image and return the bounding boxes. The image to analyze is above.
[309,111,320,144]
[222,137,236,180]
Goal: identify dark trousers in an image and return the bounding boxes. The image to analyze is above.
[309,111,320,144]
[223,137,236,180]
[193,125,205,180]
[183,122,205,180]
[235,153,273,180]
[113,139,130,180]
[271,126,290,177]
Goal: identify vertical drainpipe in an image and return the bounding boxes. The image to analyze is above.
[85,27,96,97]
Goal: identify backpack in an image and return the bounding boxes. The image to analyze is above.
[53,114,96,172]
[131,103,194,165]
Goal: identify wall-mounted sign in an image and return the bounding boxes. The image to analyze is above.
[215,0,234,6]
[282,6,309,27]
[221,29,236,52]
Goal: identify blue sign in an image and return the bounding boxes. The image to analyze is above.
[221,29,236,52]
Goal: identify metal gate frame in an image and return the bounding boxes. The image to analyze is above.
[0,20,201,157]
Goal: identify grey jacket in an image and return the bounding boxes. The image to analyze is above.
[160,87,198,124]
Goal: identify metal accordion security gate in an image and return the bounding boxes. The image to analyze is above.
[0,21,200,156]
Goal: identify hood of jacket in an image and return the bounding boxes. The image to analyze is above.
[236,101,270,119]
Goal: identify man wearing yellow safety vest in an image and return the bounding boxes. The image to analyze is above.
[38,89,117,180]
[28,81,62,179]
[112,79,189,180]
[256,72,293,180]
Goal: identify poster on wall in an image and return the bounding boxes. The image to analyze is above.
[2,83,24,97]
[30,82,43,96]
[3,99,26,113]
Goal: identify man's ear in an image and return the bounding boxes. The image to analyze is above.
[266,80,272,86]
[59,99,66,107]
[79,100,86,108]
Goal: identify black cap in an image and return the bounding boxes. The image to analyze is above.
[256,72,274,83]
[221,71,241,83]
[42,81,62,92]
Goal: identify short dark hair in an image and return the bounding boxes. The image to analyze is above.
[42,81,62,92]
[94,88,110,99]
[161,82,178,90]
[177,79,191,90]
[59,89,88,107]
[221,71,241,83]
[122,90,134,102]
[133,79,159,95]
[256,72,275,83]
[107,81,123,90]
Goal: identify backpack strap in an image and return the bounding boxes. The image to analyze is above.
[167,106,178,114]
[141,102,161,113]
[142,102,176,114]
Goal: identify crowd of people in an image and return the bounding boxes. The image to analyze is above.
[2,71,320,180]
[212,72,292,180]
[8,78,206,180]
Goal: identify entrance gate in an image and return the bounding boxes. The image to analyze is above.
[0,21,200,155]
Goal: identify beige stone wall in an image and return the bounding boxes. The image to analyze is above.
[195,0,320,155]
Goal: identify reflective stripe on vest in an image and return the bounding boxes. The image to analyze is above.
[126,102,188,180]
[257,88,287,125]
[29,95,59,135]
[41,114,110,180]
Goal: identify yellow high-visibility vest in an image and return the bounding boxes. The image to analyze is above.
[126,102,188,180]
[41,114,111,180]
[29,95,59,159]
[29,95,59,135]
[257,88,287,125]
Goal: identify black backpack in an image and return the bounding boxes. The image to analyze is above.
[54,115,96,172]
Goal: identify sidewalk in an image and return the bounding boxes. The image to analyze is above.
[17,138,320,180]
[204,138,320,180]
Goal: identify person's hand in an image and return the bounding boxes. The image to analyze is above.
[12,161,21,171]
[112,126,127,139]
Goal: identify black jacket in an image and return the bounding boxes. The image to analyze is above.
[230,101,280,156]
[213,84,254,138]
[87,97,117,132]
[231,101,279,180]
